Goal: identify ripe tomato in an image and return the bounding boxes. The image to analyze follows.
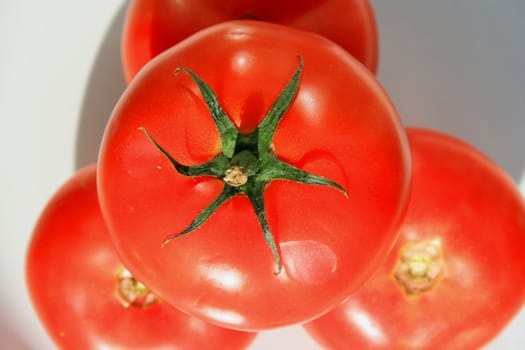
[98,21,411,330]
[25,164,257,350]
[303,128,525,350]
[121,0,378,82]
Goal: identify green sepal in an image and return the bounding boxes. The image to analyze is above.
[139,127,230,178]
[161,185,240,246]
[257,157,348,198]
[257,56,303,159]
[245,180,283,274]
[175,67,238,158]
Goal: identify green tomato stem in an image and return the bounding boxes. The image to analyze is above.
[140,56,348,274]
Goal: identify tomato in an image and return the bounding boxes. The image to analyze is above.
[25,164,257,350]
[121,0,378,82]
[303,128,525,350]
[98,21,411,331]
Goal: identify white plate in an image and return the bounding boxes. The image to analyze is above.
[1,1,524,349]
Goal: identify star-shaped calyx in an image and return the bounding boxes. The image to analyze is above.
[140,57,348,274]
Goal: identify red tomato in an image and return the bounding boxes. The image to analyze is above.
[25,165,257,350]
[304,128,525,350]
[121,0,378,82]
[98,21,411,330]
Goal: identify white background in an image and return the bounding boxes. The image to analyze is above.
[1,1,524,349]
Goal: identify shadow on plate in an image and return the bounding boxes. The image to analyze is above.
[74,2,127,170]
[0,319,31,350]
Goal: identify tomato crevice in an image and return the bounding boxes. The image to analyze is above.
[139,56,348,274]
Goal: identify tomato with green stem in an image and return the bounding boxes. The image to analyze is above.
[26,164,257,350]
[122,0,379,82]
[98,21,411,331]
[304,128,525,350]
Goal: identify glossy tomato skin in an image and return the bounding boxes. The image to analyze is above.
[122,0,378,82]
[304,128,525,350]
[25,165,257,350]
[98,21,411,330]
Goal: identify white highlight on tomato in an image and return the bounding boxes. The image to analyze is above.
[199,263,246,291]
[230,51,253,75]
[280,240,337,285]
[345,304,387,346]
[201,307,245,326]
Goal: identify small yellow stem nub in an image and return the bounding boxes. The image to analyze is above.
[223,166,248,187]
[116,269,158,308]
[393,238,445,295]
